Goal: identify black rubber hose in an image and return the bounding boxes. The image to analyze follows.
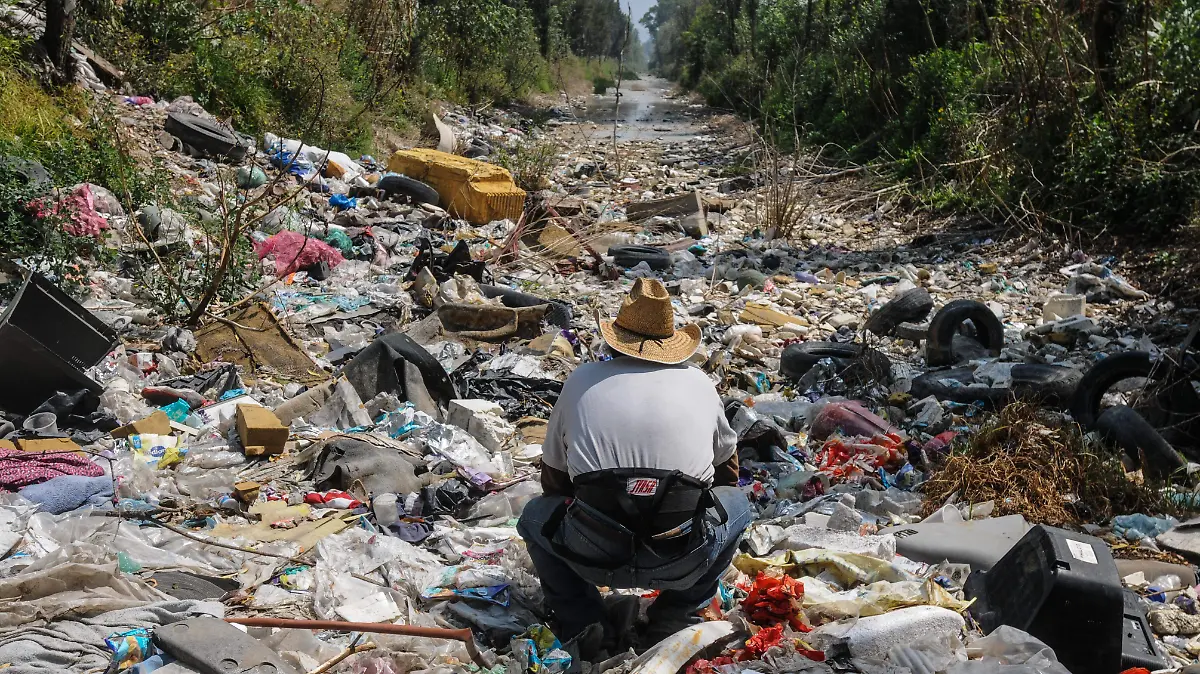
[1095,405,1186,477]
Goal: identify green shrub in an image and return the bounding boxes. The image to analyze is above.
[650,0,1200,237]
[593,75,615,93]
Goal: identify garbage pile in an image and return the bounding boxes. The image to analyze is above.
[1,83,1199,674]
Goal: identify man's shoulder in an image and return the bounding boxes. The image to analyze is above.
[568,359,710,386]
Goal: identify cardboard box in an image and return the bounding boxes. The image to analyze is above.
[111,410,172,439]
[236,404,288,456]
[16,437,82,454]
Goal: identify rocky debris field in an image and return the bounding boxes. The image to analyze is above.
[1,82,1199,674]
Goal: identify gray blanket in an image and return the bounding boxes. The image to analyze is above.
[0,600,222,674]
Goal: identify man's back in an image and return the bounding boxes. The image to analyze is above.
[541,357,736,483]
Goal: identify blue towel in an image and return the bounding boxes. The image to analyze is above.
[19,475,113,514]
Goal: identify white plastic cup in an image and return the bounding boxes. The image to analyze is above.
[22,412,58,437]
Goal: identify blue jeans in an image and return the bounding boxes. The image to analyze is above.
[517,486,752,640]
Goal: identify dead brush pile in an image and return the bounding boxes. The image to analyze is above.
[921,403,1172,526]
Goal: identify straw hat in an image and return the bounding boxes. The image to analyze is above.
[599,278,701,365]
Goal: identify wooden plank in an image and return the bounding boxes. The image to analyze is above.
[72,41,123,81]
[625,189,704,221]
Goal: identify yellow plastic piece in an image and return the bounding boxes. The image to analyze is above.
[387,148,526,224]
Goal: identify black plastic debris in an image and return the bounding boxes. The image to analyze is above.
[451,353,563,420]
[0,273,118,415]
[343,332,459,419]
[407,238,486,283]
[966,525,1153,674]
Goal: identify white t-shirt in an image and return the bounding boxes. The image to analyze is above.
[541,357,737,483]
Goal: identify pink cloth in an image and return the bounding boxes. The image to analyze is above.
[254,231,345,277]
[0,448,105,490]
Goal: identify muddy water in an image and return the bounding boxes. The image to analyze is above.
[570,76,713,143]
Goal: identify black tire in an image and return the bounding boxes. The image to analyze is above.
[1070,351,1157,429]
[865,288,934,336]
[479,284,574,328]
[925,299,1005,366]
[1010,364,1083,405]
[0,155,51,192]
[609,245,671,270]
[779,341,892,385]
[378,174,440,205]
[1095,405,1186,477]
[911,367,1010,406]
[163,113,248,160]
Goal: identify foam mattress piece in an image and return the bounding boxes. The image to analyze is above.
[882,515,1031,570]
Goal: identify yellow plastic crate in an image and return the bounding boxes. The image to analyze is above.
[387,148,526,225]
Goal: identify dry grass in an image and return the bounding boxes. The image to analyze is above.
[922,402,1174,526]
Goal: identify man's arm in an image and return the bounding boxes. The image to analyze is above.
[712,397,739,487]
[541,464,574,497]
[712,449,739,487]
[540,399,574,497]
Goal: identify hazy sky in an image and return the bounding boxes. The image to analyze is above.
[624,0,656,42]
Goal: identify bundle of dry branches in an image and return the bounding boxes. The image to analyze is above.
[922,402,1171,526]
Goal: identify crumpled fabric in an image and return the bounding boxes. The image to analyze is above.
[0,448,105,491]
[0,562,172,628]
[254,230,345,277]
[307,436,422,496]
[18,475,113,514]
[0,599,221,674]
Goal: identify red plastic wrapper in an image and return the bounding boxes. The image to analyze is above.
[815,433,904,480]
[740,571,810,632]
[740,624,784,660]
[255,230,345,277]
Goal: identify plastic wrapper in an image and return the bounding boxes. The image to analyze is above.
[466,481,543,525]
[510,624,572,674]
[431,563,509,589]
[946,626,1071,674]
[313,528,442,619]
[801,576,973,623]
[249,624,343,673]
[429,525,523,562]
[421,422,495,473]
[775,525,897,560]
[130,434,184,469]
[366,606,470,664]
[324,323,374,351]
[173,466,240,498]
[105,628,154,670]
[734,549,915,588]
[741,570,809,631]
[21,511,249,575]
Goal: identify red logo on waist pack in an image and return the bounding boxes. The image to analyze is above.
[626,478,659,496]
